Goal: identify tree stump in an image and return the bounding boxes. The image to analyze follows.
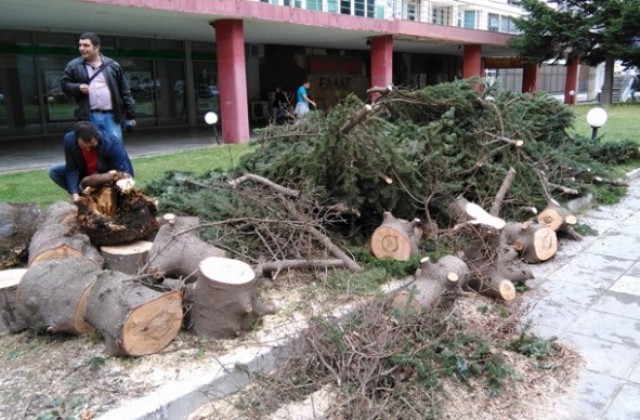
[76,187,159,246]
[391,255,469,316]
[16,257,100,334]
[502,221,558,263]
[83,271,183,356]
[371,211,422,261]
[146,215,227,280]
[0,268,28,334]
[0,203,41,269]
[191,257,274,339]
[28,223,103,267]
[101,240,153,275]
[468,274,517,301]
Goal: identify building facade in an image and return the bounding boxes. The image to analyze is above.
[0,0,563,143]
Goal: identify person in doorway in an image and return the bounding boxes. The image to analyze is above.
[272,86,290,124]
[60,32,136,142]
[630,73,639,103]
[294,80,316,117]
[49,121,134,202]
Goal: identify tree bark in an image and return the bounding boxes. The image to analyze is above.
[0,203,41,269]
[392,255,469,315]
[16,257,100,334]
[191,257,275,339]
[101,240,153,275]
[83,270,183,356]
[0,268,28,334]
[28,223,104,267]
[502,221,558,263]
[145,215,227,280]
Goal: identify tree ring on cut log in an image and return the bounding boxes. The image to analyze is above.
[534,227,558,262]
[499,280,516,301]
[198,257,255,285]
[371,226,412,261]
[537,208,562,231]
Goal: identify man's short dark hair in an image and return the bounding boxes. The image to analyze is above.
[74,121,99,142]
[79,32,101,47]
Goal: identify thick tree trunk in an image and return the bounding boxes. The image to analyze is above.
[191,257,274,339]
[101,240,153,275]
[83,270,183,356]
[0,203,41,269]
[502,221,558,263]
[391,255,469,315]
[0,268,28,334]
[28,223,103,267]
[146,215,227,280]
[16,257,100,334]
[371,211,422,261]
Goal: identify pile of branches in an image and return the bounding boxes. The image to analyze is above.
[147,80,635,254]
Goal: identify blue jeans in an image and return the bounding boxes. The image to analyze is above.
[49,164,74,194]
[90,112,123,142]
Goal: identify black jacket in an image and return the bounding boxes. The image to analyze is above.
[60,55,136,123]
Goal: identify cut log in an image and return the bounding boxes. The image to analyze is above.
[537,200,577,232]
[0,268,28,334]
[468,275,516,301]
[16,257,100,334]
[191,257,275,339]
[101,240,153,275]
[76,187,159,246]
[391,255,469,316]
[450,196,506,229]
[38,201,77,225]
[502,222,558,263]
[371,211,422,261]
[83,270,183,356]
[28,223,104,267]
[0,203,41,269]
[146,215,227,280]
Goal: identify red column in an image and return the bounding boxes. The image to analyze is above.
[564,57,579,105]
[522,63,539,93]
[214,20,250,144]
[462,44,482,79]
[370,35,393,90]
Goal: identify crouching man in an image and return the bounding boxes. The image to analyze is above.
[49,121,134,201]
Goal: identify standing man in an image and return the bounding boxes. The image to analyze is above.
[294,80,316,117]
[61,32,136,142]
[49,121,134,202]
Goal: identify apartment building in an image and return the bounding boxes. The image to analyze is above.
[1,0,565,143]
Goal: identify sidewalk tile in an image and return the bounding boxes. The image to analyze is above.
[569,310,640,347]
[590,292,640,319]
[603,382,640,420]
[557,369,620,419]
[610,276,640,297]
[585,235,640,261]
[562,333,640,378]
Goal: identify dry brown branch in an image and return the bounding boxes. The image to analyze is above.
[485,132,524,147]
[490,167,517,217]
[592,176,628,187]
[340,104,373,135]
[228,173,300,197]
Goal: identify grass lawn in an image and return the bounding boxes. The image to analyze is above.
[0,144,254,206]
[570,102,640,143]
[1,101,638,206]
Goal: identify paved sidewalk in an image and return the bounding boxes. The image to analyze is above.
[525,172,640,419]
[0,127,224,173]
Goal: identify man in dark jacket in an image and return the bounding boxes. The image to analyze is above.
[61,32,136,142]
[49,121,134,202]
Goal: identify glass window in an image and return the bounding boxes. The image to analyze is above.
[406,0,419,21]
[120,59,156,122]
[155,60,187,126]
[307,0,322,11]
[0,55,43,137]
[37,56,76,125]
[432,7,448,25]
[464,11,476,29]
[193,62,219,118]
[488,14,499,32]
[150,39,184,53]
